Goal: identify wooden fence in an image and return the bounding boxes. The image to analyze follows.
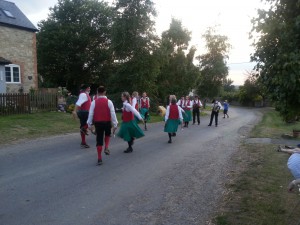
[0,93,58,116]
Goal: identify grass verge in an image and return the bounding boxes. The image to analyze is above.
[213,109,300,225]
[0,111,164,145]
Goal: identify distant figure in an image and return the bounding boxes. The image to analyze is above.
[223,100,229,118]
[208,99,222,127]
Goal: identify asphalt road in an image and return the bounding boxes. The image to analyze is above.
[0,107,261,225]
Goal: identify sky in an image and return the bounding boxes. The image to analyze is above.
[9,0,269,85]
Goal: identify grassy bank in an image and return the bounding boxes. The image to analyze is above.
[0,111,164,145]
[214,109,300,225]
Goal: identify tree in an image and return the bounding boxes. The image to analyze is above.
[109,0,159,98]
[223,78,235,92]
[37,0,114,93]
[156,18,200,103]
[196,26,231,98]
[251,0,300,121]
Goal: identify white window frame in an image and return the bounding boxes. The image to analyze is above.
[5,64,21,84]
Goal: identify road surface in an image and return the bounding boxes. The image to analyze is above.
[0,107,261,225]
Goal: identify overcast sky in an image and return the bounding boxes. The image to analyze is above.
[9,0,269,85]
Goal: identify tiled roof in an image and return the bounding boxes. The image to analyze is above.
[0,0,38,32]
[0,56,11,65]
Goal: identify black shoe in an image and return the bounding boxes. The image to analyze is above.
[208,124,211,126]
[215,124,218,127]
[97,159,103,166]
[198,123,200,125]
[81,143,90,148]
[172,133,176,137]
[104,148,110,155]
[168,140,172,143]
[124,147,133,153]
[145,127,148,131]
[80,127,89,135]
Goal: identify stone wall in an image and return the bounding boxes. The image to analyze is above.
[0,26,38,93]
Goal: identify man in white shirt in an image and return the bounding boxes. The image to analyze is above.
[208,99,223,127]
[87,86,118,165]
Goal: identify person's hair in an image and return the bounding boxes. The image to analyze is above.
[122,92,131,102]
[97,86,106,94]
[212,99,216,103]
[132,91,138,97]
[80,84,89,90]
[194,95,199,98]
[170,97,177,104]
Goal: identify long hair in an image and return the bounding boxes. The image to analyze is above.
[122,92,131,103]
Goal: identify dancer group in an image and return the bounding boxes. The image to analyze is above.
[74,84,229,165]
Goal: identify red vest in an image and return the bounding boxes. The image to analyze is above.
[122,108,134,122]
[184,100,191,111]
[79,92,91,111]
[141,97,149,108]
[93,97,111,122]
[169,104,179,119]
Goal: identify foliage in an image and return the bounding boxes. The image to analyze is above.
[37,0,114,94]
[251,0,300,121]
[223,78,235,92]
[156,19,200,103]
[196,26,231,98]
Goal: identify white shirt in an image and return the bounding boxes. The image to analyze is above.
[184,100,193,109]
[76,92,89,107]
[193,99,203,107]
[131,97,138,109]
[165,105,183,122]
[123,101,143,120]
[212,101,223,110]
[87,96,118,128]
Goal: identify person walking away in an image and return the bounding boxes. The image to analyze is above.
[164,97,183,143]
[73,84,91,148]
[87,86,118,166]
[223,100,229,118]
[131,91,140,122]
[208,99,222,127]
[140,92,150,131]
[117,92,145,153]
[183,96,192,127]
[192,95,202,125]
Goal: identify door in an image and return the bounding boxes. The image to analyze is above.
[0,66,7,93]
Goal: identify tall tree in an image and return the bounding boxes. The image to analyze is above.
[37,0,114,93]
[156,18,199,102]
[109,0,159,98]
[196,26,231,98]
[251,0,300,121]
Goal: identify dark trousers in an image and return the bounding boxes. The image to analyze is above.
[209,111,219,126]
[193,108,200,124]
[77,111,89,129]
[95,121,111,146]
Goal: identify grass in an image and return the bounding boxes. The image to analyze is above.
[214,109,300,225]
[251,109,300,138]
[0,111,164,145]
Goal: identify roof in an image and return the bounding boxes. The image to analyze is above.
[0,0,38,32]
[0,56,11,65]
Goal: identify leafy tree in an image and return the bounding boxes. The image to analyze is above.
[251,0,300,121]
[223,78,235,92]
[196,26,231,98]
[37,0,114,93]
[156,18,200,103]
[109,0,159,99]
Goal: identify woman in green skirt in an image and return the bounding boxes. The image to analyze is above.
[164,96,183,143]
[117,92,145,153]
[183,95,192,128]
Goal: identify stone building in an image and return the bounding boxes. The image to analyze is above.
[0,0,38,93]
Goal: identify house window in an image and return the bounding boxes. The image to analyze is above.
[5,64,20,83]
[2,9,15,18]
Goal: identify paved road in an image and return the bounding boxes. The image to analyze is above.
[0,107,261,225]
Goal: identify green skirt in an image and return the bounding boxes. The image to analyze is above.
[183,110,192,122]
[164,119,181,133]
[140,108,150,121]
[117,120,145,142]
